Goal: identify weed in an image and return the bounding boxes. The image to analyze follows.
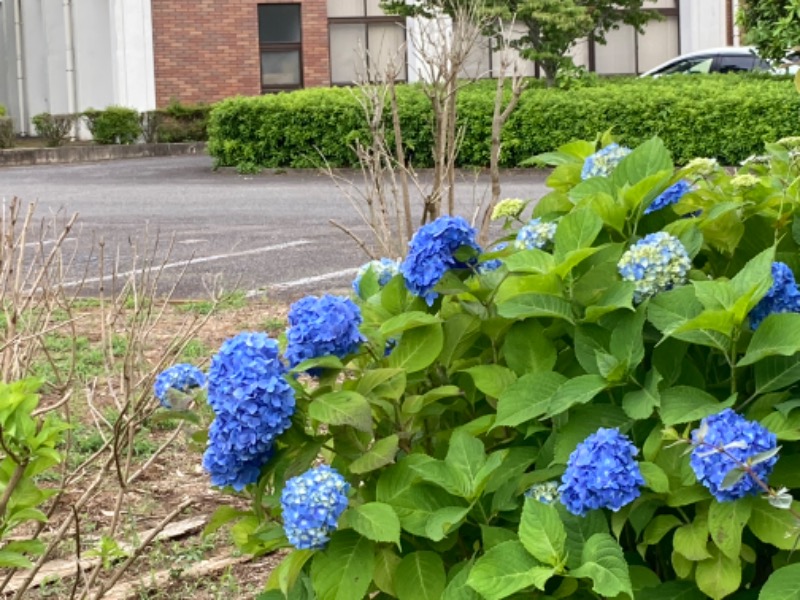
[262,316,286,335]
[177,290,247,316]
[179,339,210,361]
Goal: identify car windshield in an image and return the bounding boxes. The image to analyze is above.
[659,56,714,75]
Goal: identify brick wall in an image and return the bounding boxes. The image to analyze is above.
[152,0,330,106]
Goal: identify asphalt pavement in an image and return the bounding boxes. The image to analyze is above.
[0,155,550,300]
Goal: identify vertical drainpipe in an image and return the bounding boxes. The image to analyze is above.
[13,0,27,135]
[63,0,77,137]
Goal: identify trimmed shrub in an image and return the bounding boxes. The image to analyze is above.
[0,105,6,117]
[0,117,13,149]
[208,75,800,169]
[31,112,76,147]
[155,100,211,142]
[83,106,140,144]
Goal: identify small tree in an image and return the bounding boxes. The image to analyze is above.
[738,0,800,63]
[487,0,659,86]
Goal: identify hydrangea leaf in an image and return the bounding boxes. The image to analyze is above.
[463,365,517,398]
[760,563,800,600]
[694,546,741,600]
[442,561,481,600]
[467,540,553,599]
[553,405,629,465]
[349,435,399,475]
[395,551,446,600]
[748,500,800,550]
[377,467,461,537]
[544,374,607,418]
[553,207,603,259]
[387,324,444,373]
[308,391,372,433]
[673,518,712,561]
[379,311,442,337]
[622,368,662,420]
[346,502,401,547]
[519,498,567,567]
[708,497,753,559]
[570,533,634,599]
[266,549,314,595]
[494,371,567,429]
[581,193,627,234]
[557,504,609,570]
[642,515,683,547]
[354,368,406,399]
[760,411,800,441]
[660,386,734,426]
[496,294,574,323]
[639,461,670,494]
[502,319,557,376]
[583,281,636,323]
[503,249,555,274]
[643,580,706,599]
[740,313,800,366]
[440,313,481,369]
[611,137,672,187]
[609,306,647,371]
[373,547,401,597]
[425,505,472,541]
[310,531,375,600]
[622,170,674,213]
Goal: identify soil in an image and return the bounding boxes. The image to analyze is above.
[6,298,293,600]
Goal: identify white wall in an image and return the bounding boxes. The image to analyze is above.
[679,0,728,53]
[0,0,155,134]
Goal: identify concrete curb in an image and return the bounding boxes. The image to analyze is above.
[0,142,207,167]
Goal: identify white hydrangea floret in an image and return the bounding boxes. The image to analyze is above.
[491,198,526,221]
[618,232,692,302]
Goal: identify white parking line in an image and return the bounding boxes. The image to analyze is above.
[24,238,77,248]
[62,240,312,288]
[247,267,359,297]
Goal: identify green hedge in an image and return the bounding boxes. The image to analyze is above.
[208,75,800,169]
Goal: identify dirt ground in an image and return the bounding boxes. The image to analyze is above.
[5,298,294,600]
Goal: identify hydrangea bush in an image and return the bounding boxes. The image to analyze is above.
[188,134,800,600]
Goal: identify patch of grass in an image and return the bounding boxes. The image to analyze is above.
[179,339,210,361]
[262,316,286,336]
[177,291,247,316]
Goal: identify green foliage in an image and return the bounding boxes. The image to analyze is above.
[156,100,212,143]
[83,106,141,145]
[0,116,13,149]
[208,76,800,170]
[738,0,800,63]
[31,112,76,147]
[206,135,800,599]
[0,105,5,117]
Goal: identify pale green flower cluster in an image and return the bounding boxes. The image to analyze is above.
[684,157,718,176]
[731,173,760,189]
[524,481,560,505]
[490,198,526,221]
[618,232,692,303]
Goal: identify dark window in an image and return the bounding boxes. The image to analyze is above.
[258,4,302,92]
[717,54,756,73]
[328,1,406,85]
[657,55,714,75]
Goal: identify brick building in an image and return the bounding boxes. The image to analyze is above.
[0,0,740,133]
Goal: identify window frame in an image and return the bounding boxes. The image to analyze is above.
[328,0,407,85]
[258,3,304,93]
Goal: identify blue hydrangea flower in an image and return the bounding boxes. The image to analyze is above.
[479,242,508,273]
[281,465,350,550]
[153,363,206,408]
[690,408,778,502]
[525,481,560,504]
[401,215,481,305]
[514,218,557,251]
[352,258,400,296]
[749,262,800,329]
[202,332,295,491]
[618,232,692,303]
[284,295,364,369]
[559,428,644,516]
[644,180,693,215]
[581,143,632,180]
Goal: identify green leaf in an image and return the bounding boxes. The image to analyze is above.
[380,312,442,336]
[644,580,707,599]
[695,546,741,600]
[425,506,471,541]
[673,519,711,561]
[639,461,670,494]
[464,365,517,398]
[622,369,662,420]
[496,294,574,323]
[446,430,485,488]
[388,324,444,373]
[308,391,373,433]
[443,562,481,600]
[554,207,603,260]
[544,374,607,418]
[440,313,481,369]
[310,531,375,600]
[760,563,800,600]
[583,282,636,322]
[519,498,566,567]
[349,435,399,474]
[203,506,249,537]
[708,497,753,559]
[395,551,446,600]
[642,515,683,546]
[612,137,672,187]
[266,550,315,595]
[373,547,401,597]
[559,506,609,570]
[495,371,567,428]
[749,500,800,550]
[755,354,800,393]
[0,550,32,569]
[503,249,555,274]
[467,540,553,599]
[502,320,557,376]
[660,387,734,426]
[347,502,401,547]
[553,405,629,464]
[740,313,800,366]
[355,369,406,397]
[570,533,633,599]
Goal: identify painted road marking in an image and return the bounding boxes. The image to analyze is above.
[247,267,360,297]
